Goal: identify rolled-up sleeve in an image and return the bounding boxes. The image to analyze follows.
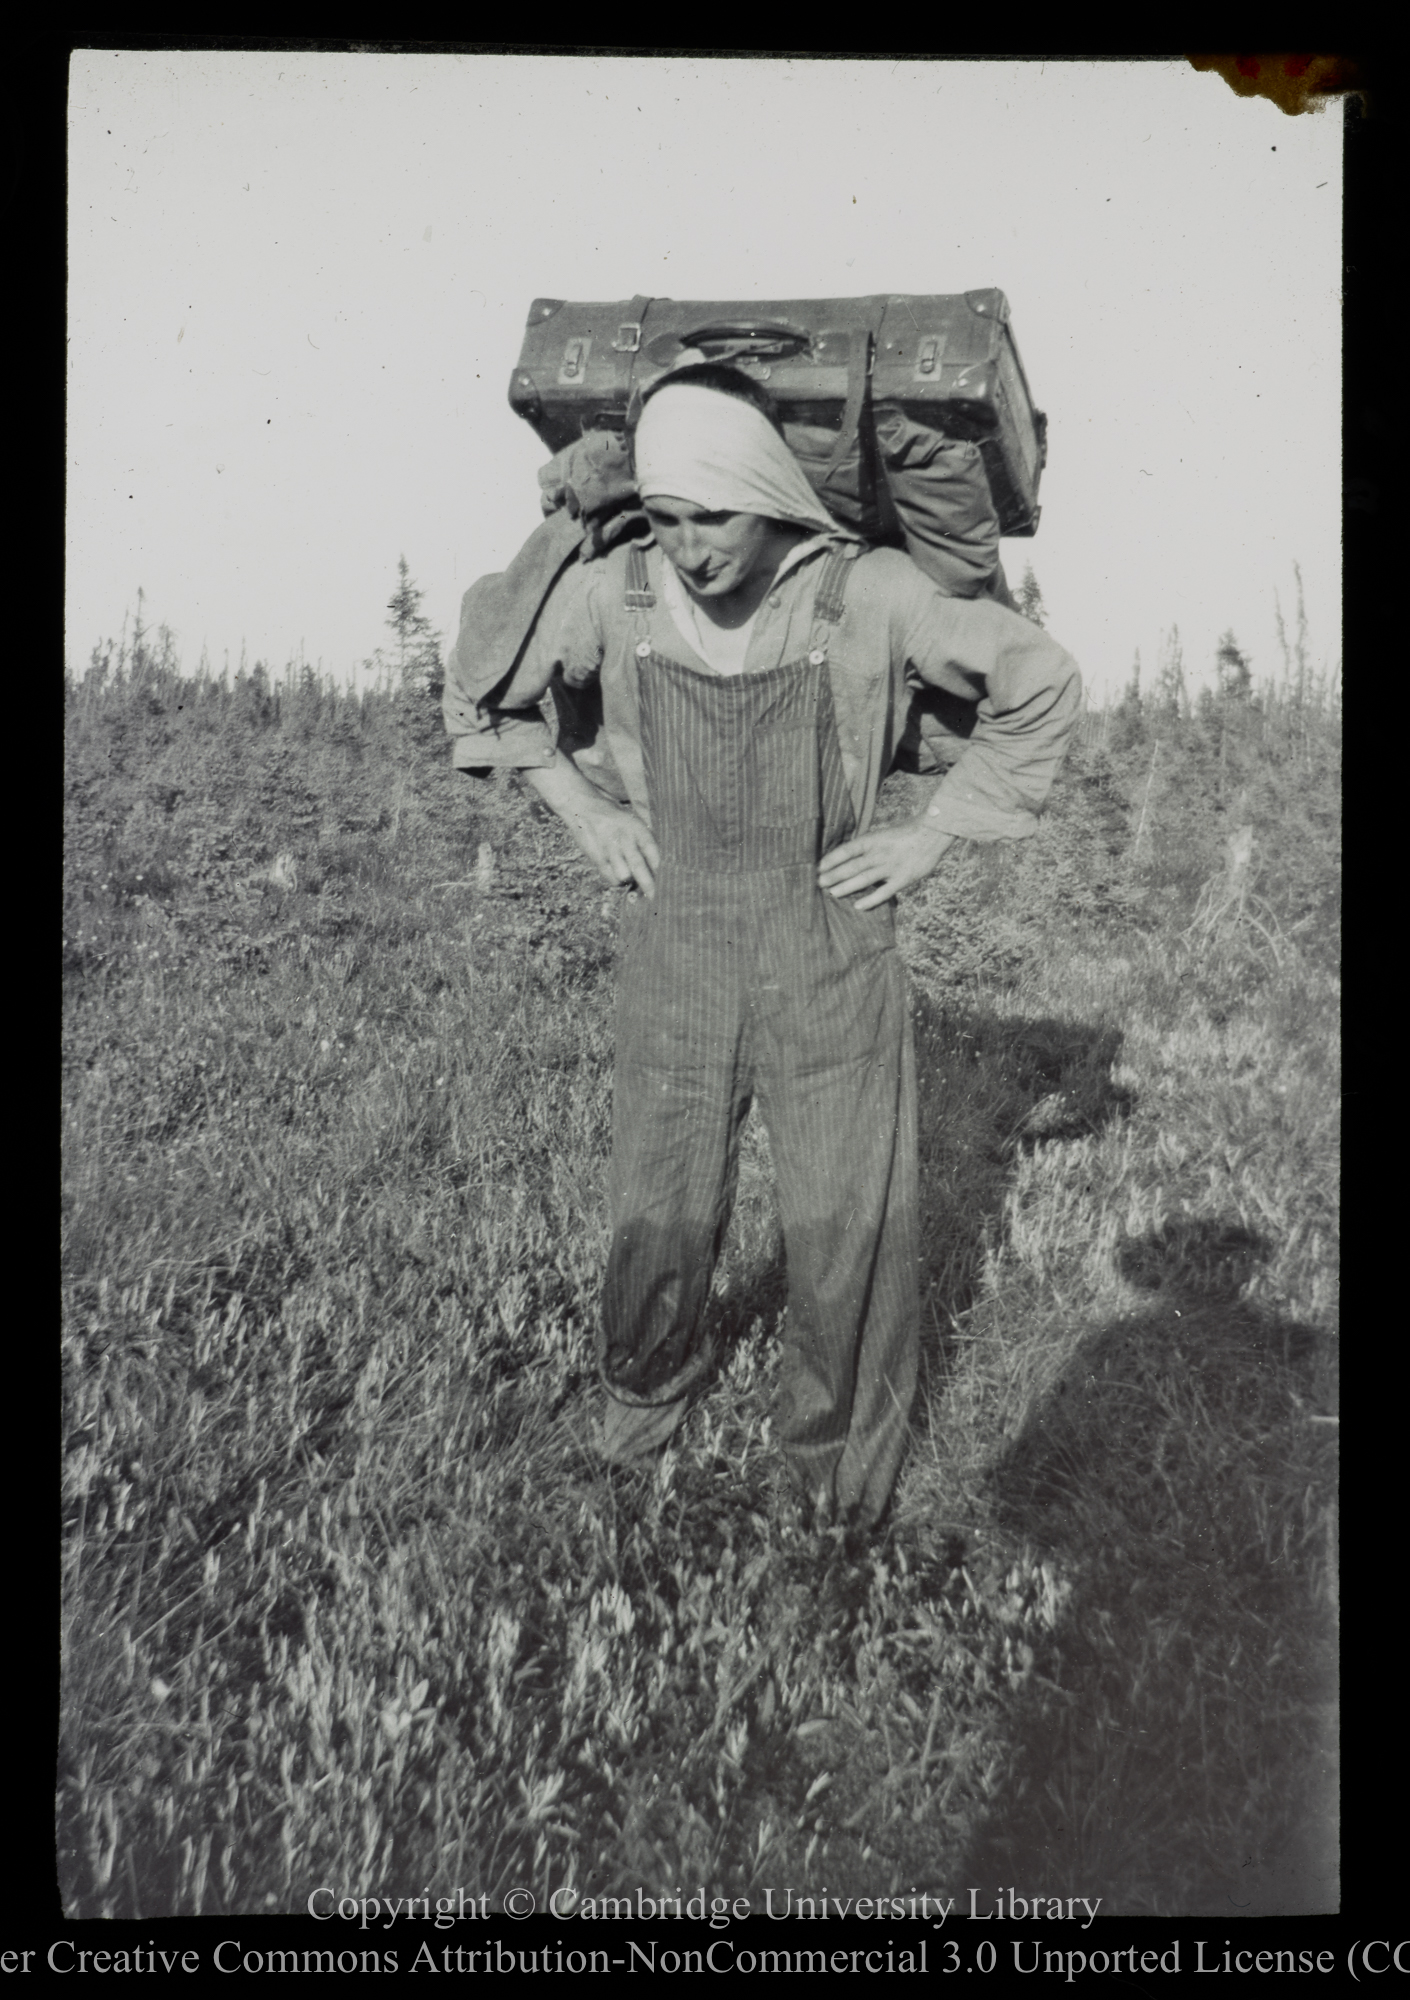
[447,702,559,777]
[898,586,1082,840]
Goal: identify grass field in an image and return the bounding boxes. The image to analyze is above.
[60,625,1339,1919]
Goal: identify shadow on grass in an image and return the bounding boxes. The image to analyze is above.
[911,990,1134,1354]
[957,1218,1338,1917]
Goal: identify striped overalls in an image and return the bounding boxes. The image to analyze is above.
[600,546,919,1529]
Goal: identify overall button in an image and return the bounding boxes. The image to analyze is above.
[809,648,827,666]
[635,641,652,659]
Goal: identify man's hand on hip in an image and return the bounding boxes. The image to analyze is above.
[523,753,661,900]
[817,816,956,910]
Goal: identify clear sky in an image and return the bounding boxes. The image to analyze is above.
[67,53,1342,704]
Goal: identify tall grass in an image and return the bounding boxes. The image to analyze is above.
[60,629,1339,1917]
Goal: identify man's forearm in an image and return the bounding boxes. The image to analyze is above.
[522,753,661,897]
[522,751,619,826]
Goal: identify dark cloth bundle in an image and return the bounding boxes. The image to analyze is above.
[784,402,1011,603]
[441,432,646,744]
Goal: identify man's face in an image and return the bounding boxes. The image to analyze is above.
[641,497,780,601]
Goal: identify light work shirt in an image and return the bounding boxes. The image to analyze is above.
[447,538,1082,843]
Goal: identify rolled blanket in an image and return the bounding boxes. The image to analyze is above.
[443,433,648,739]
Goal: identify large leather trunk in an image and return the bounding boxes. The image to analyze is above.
[508,291,1046,536]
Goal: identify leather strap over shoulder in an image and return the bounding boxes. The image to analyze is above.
[814,296,888,500]
[816,326,874,493]
[624,544,656,611]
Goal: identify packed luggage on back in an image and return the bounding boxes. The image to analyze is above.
[445,289,1050,780]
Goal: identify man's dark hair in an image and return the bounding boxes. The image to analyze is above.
[636,361,786,437]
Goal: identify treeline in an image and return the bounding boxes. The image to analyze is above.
[65,558,1340,982]
[72,559,1341,772]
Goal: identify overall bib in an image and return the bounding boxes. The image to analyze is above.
[600,547,919,1529]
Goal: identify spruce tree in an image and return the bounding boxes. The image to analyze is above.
[381,557,444,694]
[1154,625,1188,718]
[1014,563,1048,627]
[1215,629,1253,703]
[1110,648,1145,753]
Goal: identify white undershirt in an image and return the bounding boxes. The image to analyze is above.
[658,535,833,676]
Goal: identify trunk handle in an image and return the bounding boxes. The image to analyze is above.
[675,318,813,356]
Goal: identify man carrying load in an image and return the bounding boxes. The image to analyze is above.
[446,363,1081,1537]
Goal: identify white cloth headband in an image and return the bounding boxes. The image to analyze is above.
[632,382,854,539]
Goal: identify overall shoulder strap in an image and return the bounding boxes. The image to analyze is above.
[623,543,656,611]
[811,546,857,627]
